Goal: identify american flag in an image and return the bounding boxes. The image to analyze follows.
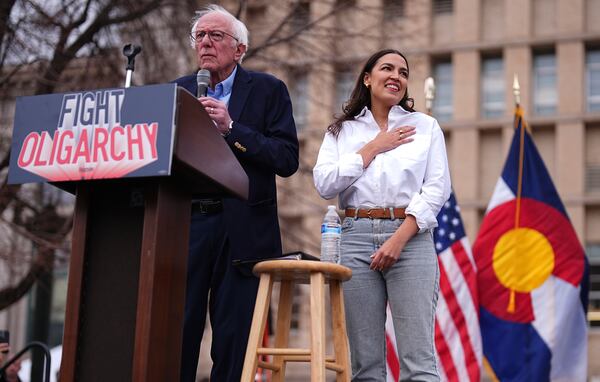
[386,193,482,381]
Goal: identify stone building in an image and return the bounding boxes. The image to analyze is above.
[216,0,600,379]
[1,0,599,380]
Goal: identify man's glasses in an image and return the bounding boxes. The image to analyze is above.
[191,30,239,43]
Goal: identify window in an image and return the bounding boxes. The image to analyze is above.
[530,125,556,179]
[383,0,405,20]
[587,49,600,112]
[586,204,600,322]
[588,243,600,325]
[433,0,453,14]
[289,70,309,131]
[335,69,355,112]
[586,124,600,192]
[481,56,505,119]
[588,243,600,259]
[586,202,600,320]
[432,60,453,121]
[533,52,557,115]
[479,129,503,199]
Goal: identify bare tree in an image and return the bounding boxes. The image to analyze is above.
[0,0,405,310]
[0,0,193,309]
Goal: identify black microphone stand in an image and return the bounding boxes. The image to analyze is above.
[122,44,142,88]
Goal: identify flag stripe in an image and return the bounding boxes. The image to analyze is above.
[434,320,458,382]
[386,332,400,381]
[436,288,469,382]
[449,241,478,311]
[439,263,479,382]
[531,276,589,381]
[438,243,482,366]
[439,243,479,331]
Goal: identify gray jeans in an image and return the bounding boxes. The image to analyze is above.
[340,217,440,382]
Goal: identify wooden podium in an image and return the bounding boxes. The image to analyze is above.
[8,86,249,381]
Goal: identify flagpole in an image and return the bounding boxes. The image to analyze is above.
[507,74,526,314]
[512,74,520,107]
[513,75,525,230]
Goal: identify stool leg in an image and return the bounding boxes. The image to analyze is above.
[310,272,326,382]
[330,281,351,382]
[241,273,273,382]
[272,280,294,382]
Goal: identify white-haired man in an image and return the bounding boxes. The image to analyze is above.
[173,4,299,382]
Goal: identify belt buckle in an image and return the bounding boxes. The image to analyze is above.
[192,199,221,214]
[192,201,205,214]
[367,209,375,219]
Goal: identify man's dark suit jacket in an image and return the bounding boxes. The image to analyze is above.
[174,65,299,261]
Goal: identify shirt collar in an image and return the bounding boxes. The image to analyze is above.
[208,65,237,98]
[354,104,411,120]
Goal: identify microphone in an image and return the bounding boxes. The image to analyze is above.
[197,69,210,98]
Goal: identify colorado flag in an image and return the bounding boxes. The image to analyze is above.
[472,106,588,381]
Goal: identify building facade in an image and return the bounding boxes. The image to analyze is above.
[226,0,600,379]
[1,0,599,380]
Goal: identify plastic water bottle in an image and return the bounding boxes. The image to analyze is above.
[321,205,341,263]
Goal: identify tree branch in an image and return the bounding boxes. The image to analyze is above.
[246,1,352,61]
[0,247,54,310]
[0,0,17,46]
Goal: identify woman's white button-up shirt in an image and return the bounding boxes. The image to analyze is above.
[313,105,451,232]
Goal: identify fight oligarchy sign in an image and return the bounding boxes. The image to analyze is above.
[8,83,178,184]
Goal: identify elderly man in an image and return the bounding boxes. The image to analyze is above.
[173,4,299,382]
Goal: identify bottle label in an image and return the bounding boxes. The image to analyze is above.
[321,224,341,234]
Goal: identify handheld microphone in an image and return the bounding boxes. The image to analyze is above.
[197,69,210,98]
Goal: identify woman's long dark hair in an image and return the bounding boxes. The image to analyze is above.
[328,49,415,137]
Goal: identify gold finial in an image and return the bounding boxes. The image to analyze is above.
[424,77,435,115]
[513,74,521,106]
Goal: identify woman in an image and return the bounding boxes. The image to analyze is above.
[313,49,451,381]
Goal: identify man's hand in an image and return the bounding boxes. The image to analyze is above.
[0,342,9,363]
[199,97,232,135]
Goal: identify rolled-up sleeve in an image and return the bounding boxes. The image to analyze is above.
[405,120,451,232]
[313,132,364,200]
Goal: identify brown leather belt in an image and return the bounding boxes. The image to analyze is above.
[345,207,406,219]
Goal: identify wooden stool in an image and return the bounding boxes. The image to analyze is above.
[241,260,352,382]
